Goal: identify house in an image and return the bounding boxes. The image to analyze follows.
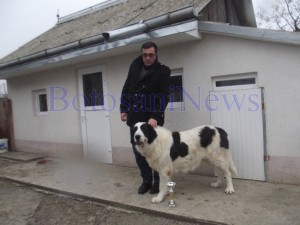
[0,0,299,184]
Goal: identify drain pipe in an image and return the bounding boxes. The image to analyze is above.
[102,5,196,41]
[102,23,148,41]
[146,5,196,29]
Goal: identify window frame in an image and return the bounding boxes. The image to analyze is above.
[33,89,48,116]
[212,72,258,91]
[82,71,104,108]
[167,68,184,111]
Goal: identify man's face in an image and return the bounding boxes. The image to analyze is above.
[142,47,157,67]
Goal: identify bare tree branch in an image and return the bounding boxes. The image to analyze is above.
[256,0,300,32]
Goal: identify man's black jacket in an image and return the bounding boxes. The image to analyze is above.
[120,56,171,129]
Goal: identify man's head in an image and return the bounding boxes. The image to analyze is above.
[141,41,157,67]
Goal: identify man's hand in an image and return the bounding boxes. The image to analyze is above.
[148,118,158,128]
[120,113,128,122]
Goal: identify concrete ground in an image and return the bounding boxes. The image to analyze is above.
[0,151,300,225]
[0,178,200,225]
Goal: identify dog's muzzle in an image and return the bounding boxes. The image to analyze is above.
[135,141,144,146]
[135,135,144,146]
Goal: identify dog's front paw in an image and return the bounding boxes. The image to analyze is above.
[225,187,235,194]
[151,195,163,203]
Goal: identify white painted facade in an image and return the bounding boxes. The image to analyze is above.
[6,30,300,184]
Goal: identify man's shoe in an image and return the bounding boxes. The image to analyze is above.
[149,181,159,194]
[138,183,151,194]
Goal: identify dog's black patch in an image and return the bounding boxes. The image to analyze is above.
[199,126,216,148]
[170,132,189,161]
[133,125,138,133]
[216,127,229,149]
[140,123,157,144]
[131,125,139,144]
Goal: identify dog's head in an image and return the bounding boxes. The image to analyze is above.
[133,122,158,146]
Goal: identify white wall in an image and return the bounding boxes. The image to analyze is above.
[157,34,300,158]
[89,35,300,159]
[8,66,82,144]
[7,32,300,181]
[104,54,136,148]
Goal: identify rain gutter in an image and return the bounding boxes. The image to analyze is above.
[0,5,197,71]
[0,19,199,77]
[198,21,300,46]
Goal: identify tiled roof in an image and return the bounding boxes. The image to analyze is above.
[0,0,210,64]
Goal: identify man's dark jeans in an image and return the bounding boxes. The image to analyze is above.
[132,144,159,185]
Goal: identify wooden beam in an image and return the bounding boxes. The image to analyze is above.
[199,0,256,27]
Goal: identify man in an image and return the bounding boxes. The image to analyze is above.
[120,41,171,194]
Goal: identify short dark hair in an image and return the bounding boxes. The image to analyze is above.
[141,41,158,53]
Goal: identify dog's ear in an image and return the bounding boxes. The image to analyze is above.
[141,123,157,144]
[130,125,138,145]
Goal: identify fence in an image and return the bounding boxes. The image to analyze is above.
[0,98,15,151]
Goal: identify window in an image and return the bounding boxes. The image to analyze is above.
[168,68,184,110]
[216,78,255,87]
[82,72,104,107]
[34,89,48,115]
[213,72,258,90]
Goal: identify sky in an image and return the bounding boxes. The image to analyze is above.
[0,0,106,59]
[0,0,271,60]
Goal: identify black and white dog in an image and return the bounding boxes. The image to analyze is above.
[133,122,238,203]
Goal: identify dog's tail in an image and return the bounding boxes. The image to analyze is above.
[229,155,238,177]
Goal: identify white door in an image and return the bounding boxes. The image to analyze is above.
[78,66,112,164]
[210,88,265,180]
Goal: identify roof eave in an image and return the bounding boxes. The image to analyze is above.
[0,5,198,77]
[0,20,201,78]
[198,21,300,46]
